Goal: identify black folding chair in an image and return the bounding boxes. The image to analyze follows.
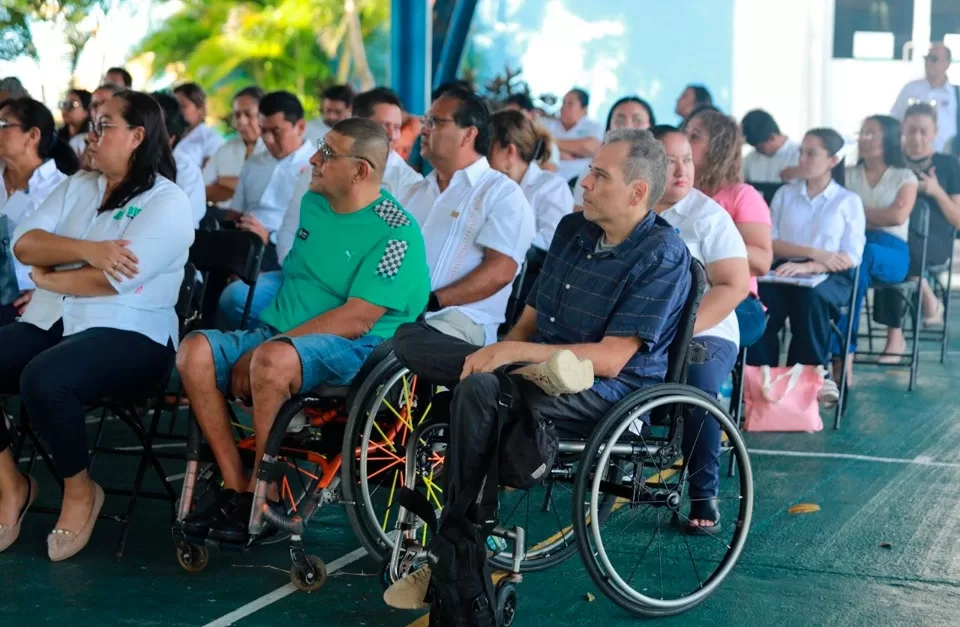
[919,232,955,363]
[16,261,200,557]
[189,229,266,332]
[828,265,861,429]
[859,200,930,390]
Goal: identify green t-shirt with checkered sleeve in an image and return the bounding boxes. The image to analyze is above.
[259,190,430,338]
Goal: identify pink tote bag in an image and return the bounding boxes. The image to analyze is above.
[743,364,825,432]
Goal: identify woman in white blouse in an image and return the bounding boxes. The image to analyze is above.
[748,128,866,402]
[0,91,194,561]
[153,92,207,228]
[173,82,224,169]
[652,126,750,534]
[0,98,79,323]
[488,109,573,253]
[203,86,265,207]
[843,116,918,371]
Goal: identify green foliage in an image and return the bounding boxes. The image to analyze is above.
[135,0,389,129]
[0,0,108,62]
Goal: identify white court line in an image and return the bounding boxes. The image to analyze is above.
[749,448,960,469]
[203,547,368,627]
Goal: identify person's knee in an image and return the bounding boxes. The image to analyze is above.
[250,340,301,393]
[392,321,428,358]
[176,334,215,385]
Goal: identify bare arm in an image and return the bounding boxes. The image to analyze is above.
[205,176,240,203]
[772,240,827,261]
[736,222,773,276]
[693,258,751,335]
[32,266,117,297]
[504,306,537,342]
[434,248,518,308]
[864,184,917,228]
[14,231,94,267]
[284,297,387,340]
[555,137,601,159]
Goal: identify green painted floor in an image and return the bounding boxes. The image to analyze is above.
[4,332,960,626]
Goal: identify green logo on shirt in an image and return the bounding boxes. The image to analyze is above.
[126,206,142,219]
[113,210,124,220]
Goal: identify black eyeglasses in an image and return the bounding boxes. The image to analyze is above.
[925,54,939,63]
[0,120,24,131]
[59,100,83,110]
[316,139,375,170]
[90,119,136,144]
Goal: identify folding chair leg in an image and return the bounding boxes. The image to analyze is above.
[727,347,747,478]
[909,275,924,391]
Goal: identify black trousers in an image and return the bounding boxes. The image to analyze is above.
[0,321,174,478]
[748,272,854,367]
[391,322,612,520]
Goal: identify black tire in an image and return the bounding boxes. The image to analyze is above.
[572,384,753,617]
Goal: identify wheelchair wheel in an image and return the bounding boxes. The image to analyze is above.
[342,362,444,559]
[573,384,753,617]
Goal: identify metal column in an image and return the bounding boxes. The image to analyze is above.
[391,0,430,115]
[431,0,478,91]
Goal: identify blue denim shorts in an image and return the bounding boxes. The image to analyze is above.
[191,325,384,395]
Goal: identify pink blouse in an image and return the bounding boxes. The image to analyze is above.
[711,183,772,297]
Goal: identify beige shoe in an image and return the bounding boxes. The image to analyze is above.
[511,349,594,396]
[383,565,432,610]
[47,482,104,562]
[0,474,38,552]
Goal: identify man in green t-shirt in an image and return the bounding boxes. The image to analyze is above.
[176,118,429,543]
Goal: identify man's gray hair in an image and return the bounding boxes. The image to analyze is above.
[602,128,668,208]
[330,117,390,178]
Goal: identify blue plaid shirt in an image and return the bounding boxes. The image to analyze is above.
[527,211,691,403]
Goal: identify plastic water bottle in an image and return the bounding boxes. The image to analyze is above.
[718,375,734,412]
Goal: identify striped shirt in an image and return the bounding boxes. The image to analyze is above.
[527,211,691,403]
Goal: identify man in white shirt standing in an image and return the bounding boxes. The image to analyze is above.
[542,88,604,183]
[352,87,423,198]
[216,91,315,329]
[740,109,802,183]
[397,86,535,345]
[891,42,957,154]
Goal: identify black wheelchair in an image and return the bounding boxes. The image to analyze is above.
[341,259,755,619]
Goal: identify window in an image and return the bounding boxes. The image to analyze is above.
[833,0,914,60]
[931,0,960,48]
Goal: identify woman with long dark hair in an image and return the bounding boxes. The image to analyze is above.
[153,91,207,227]
[0,91,194,561]
[0,98,78,323]
[748,128,865,405]
[839,115,918,378]
[56,88,92,143]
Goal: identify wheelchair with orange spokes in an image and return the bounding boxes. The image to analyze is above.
[343,259,755,619]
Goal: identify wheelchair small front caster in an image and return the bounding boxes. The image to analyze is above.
[176,542,209,573]
[495,581,518,627]
[290,555,327,592]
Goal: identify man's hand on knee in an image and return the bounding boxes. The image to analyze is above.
[230,350,255,402]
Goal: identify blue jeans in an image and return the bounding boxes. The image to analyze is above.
[683,336,738,498]
[735,295,766,348]
[216,270,283,330]
[835,231,909,354]
[192,325,383,394]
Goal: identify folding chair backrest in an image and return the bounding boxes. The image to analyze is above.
[189,229,265,285]
[665,258,708,384]
[175,261,199,336]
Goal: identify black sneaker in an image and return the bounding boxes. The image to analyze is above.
[208,491,254,544]
[181,489,239,538]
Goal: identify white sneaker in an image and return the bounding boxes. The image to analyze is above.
[511,349,594,397]
[818,379,840,408]
[383,565,432,609]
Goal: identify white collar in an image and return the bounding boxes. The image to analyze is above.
[800,179,839,202]
[519,161,542,188]
[427,155,490,189]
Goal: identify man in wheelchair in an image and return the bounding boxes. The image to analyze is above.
[176,118,430,543]
[384,128,692,612]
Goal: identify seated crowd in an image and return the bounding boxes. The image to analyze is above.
[0,44,956,592]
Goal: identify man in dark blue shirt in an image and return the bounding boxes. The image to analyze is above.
[385,128,691,611]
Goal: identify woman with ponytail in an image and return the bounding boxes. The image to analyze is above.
[0,98,78,323]
[488,109,573,253]
[0,90,194,562]
[748,128,866,405]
